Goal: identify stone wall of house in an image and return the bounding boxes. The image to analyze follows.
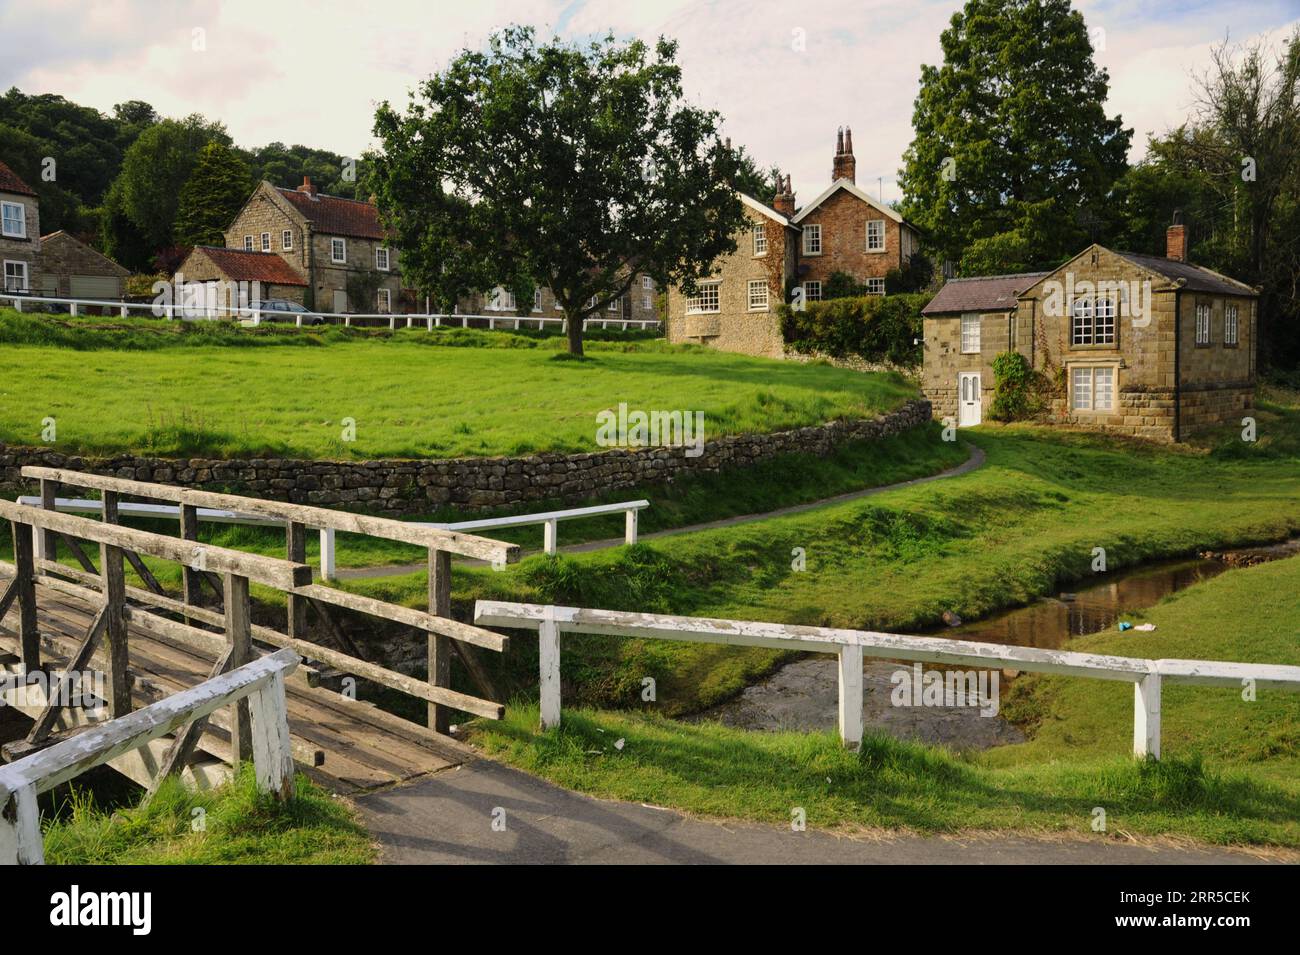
[36,232,127,297]
[920,311,1011,421]
[0,192,40,291]
[1046,388,1177,442]
[1179,383,1255,434]
[226,188,304,270]
[0,399,931,514]
[665,207,793,358]
[309,229,402,314]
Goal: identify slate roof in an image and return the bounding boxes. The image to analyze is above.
[276,187,386,240]
[0,159,37,197]
[195,246,308,286]
[921,272,1049,315]
[1114,251,1256,297]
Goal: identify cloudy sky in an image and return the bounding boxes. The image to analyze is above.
[3,0,1298,203]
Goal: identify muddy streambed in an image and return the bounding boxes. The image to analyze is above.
[689,542,1298,750]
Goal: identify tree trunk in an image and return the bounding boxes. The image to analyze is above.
[565,310,585,357]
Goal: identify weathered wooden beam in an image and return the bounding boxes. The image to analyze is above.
[451,641,502,704]
[11,521,39,673]
[26,604,107,746]
[150,646,235,793]
[19,467,519,564]
[54,533,97,573]
[180,502,200,619]
[286,521,308,640]
[0,500,312,591]
[538,615,560,731]
[428,548,452,733]
[837,644,864,751]
[39,479,58,565]
[99,541,131,718]
[292,583,506,652]
[304,597,366,660]
[0,575,19,623]
[225,575,253,764]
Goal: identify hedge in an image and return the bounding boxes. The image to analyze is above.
[779,292,930,367]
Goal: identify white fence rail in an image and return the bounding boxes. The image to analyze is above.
[20,496,649,580]
[0,291,660,332]
[0,649,300,865]
[473,601,1300,758]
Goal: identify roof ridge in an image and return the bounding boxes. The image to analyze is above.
[946,270,1048,282]
[275,185,370,204]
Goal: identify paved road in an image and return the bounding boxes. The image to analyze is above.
[355,758,1274,865]
[337,444,986,580]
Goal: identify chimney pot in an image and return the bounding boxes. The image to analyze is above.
[1166,214,1187,262]
[832,125,856,184]
[297,176,317,196]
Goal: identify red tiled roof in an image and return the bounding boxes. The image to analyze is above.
[921,272,1050,315]
[195,246,307,286]
[276,187,386,240]
[0,160,37,197]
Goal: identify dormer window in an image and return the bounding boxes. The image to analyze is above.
[1,201,26,239]
[331,238,346,263]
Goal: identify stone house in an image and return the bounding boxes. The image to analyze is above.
[460,277,661,325]
[920,222,1258,441]
[36,230,129,299]
[0,159,40,295]
[203,177,403,313]
[175,245,309,313]
[666,127,922,357]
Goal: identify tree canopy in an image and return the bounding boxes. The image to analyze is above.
[174,141,254,247]
[370,26,746,355]
[898,0,1131,273]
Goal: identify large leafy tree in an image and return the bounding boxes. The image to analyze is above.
[174,142,253,247]
[898,0,1131,274]
[370,26,746,355]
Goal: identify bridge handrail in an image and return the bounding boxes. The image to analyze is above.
[474,601,1300,759]
[0,650,301,865]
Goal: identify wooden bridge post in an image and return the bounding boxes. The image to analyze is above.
[180,503,200,616]
[837,644,864,751]
[224,573,254,763]
[427,548,452,733]
[538,614,561,730]
[38,478,58,564]
[286,521,307,639]
[99,537,131,716]
[248,668,296,801]
[11,520,40,673]
[1133,672,1162,760]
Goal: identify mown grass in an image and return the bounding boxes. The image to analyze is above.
[42,766,373,864]
[472,554,1300,846]
[0,309,916,458]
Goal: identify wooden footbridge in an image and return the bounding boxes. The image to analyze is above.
[0,467,519,794]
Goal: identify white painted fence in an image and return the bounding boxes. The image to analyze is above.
[20,496,649,580]
[473,601,1300,758]
[0,292,660,332]
[0,649,300,865]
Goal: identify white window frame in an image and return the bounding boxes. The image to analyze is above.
[376,247,390,271]
[1070,296,1116,346]
[1071,365,1115,413]
[866,219,885,252]
[1225,303,1239,346]
[642,293,653,311]
[260,232,271,252]
[3,259,29,292]
[752,223,767,256]
[747,280,769,312]
[641,275,653,290]
[1195,302,1212,345]
[1,201,26,239]
[802,224,821,255]
[243,235,254,251]
[609,297,621,312]
[377,287,392,313]
[282,230,293,251]
[960,312,981,354]
[866,278,885,296]
[685,280,721,314]
[533,289,543,312]
[803,281,822,303]
[331,237,347,264]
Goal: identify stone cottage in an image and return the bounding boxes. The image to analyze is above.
[36,230,129,299]
[179,177,403,314]
[0,159,40,295]
[666,127,923,357]
[177,245,310,312]
[920,221,1258,441]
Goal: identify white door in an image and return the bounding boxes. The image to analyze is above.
[333,289,349,314]
[957,372,982,427]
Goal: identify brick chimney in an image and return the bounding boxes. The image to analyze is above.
[832,125,856,183]
[772,174,796,217]
[297,175,318,196]
[1166,210,1186,262]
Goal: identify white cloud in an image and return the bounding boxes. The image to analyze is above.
[1,0,1296,204]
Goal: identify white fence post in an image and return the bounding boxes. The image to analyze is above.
[319,527,336,581]
[624,508,638,546]
[837,644,864,750]
[248,669,295,800]
[538,614,561,730]
[1133,672,1161,759]
[543,519,558,555]
[0,783,42,865]
[69,302,79,317]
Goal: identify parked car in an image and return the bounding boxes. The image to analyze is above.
[249,299,325,325]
